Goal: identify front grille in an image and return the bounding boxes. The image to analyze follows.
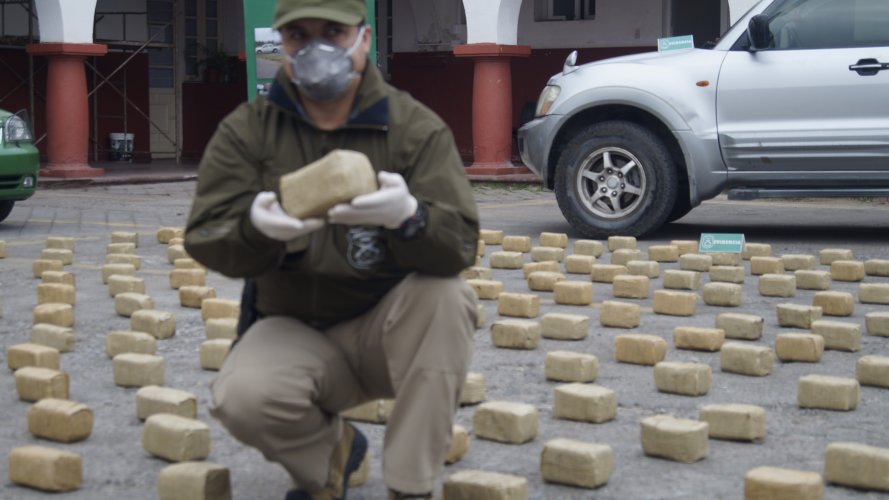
[0,174,22,189]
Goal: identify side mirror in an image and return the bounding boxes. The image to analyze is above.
[747,14,772,51]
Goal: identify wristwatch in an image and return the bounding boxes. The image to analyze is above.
[393,201,427,240]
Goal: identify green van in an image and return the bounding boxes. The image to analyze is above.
[0,109,39,222]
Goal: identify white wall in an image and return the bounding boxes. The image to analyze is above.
[393,0,466,52]
[94,0,148,42]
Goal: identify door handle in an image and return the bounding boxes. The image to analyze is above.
[849,58,889,76]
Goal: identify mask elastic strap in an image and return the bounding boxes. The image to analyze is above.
[345,25,366,57]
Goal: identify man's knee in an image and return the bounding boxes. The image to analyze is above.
[404,275,477,321]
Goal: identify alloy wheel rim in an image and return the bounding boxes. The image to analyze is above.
[575,146,646,219]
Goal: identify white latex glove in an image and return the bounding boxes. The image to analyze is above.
[327,171,418,229]
[249,191,324,241]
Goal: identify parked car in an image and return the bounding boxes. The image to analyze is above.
[256,43,280,54]
[518,0,889,238]
[0,109,38,222]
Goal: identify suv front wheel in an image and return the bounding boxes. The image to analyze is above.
[554,121,678,238]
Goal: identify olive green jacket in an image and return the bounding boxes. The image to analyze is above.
[185,66,479,328]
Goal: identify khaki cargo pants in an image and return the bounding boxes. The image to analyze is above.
[209,273,477,494]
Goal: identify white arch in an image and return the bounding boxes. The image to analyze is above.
[463,0,523,45]
[35,0,98,43]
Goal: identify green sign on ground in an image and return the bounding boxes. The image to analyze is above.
[699,233,745,253]
[657,34,695,51]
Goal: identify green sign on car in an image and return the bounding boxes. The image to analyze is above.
[0,109,39,222]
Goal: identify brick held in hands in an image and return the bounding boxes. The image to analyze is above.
[540,439,613,489]
[279,149,377,219]
[8,445,81,492]
[472,401,538,444]
[744,466,823,500]
[142,413,211,462]
[157,462,231,500]
[27,398,93,443]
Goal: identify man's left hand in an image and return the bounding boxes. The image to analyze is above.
[328,171,418,229]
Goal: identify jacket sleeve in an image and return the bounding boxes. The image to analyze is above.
[184,104,287,278]
[386,121,479,276]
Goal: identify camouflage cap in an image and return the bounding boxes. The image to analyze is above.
[272,0,366,29]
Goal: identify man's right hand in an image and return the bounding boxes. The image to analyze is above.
[250,191,324,241]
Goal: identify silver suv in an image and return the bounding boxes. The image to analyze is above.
[518,0,889,238]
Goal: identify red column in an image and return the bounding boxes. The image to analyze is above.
[26,43,107,178]
[454,43,531,175]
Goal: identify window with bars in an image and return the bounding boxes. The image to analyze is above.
[535,0,596,21]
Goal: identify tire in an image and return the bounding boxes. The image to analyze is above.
[554,121,678,238]
[667,195,693,223]
[0,200,14,223]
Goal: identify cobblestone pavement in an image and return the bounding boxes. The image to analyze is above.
[1,182,888,499]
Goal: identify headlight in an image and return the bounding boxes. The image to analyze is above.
[535,85,561,117]
[4,114,34,143]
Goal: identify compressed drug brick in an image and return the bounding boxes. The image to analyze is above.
[671,240,698,256]
[460,372,485,405]
[497,292,540,318]
[137,385,198,420]
[472,401,538,444]
[680,253,712,272]
[647,244,679,263]
[522,261,560,279]
[490,319,540,350]
[627,260,659,278]
[446,425,470,464]
[859,283,889,305]
[101,263,136,284]
[710,252,742,266]
[574,239,605,257]
[205,317,238,341]
[820,248,853,265]
[590,264,629,283]
[703,282,742,307]
[526,272,564,292]
[599,300,640,328]
[541,313,588,340]
[108,274,145,297]
[131,309,176,339]
[341,399,395,423]
[640,415,709,463]
[782,254,817,271]
[545,351,598,383]
[610,248,644,266]
[564,254,596,274]
[720,342,774,377]
[143,413,211,462]
[709,265,746,284]
[41,270,75,286]
[33,259,64,278]
[106,242,136,255]
[775,333,824,362]
[477,240,486,257]
[27,398,93,443]
[699,403,766,441]
[864,259,889,277]
[31,324,75,352]
[40,248,73,265]
[7,343,60,371]
[744,466,823,500]
[824,442,889,492]
[200,339,233,370]
[856,356,889,388]
[36,283,75,306]
[111,231,138,246]
[106,330,157,358]
[279,149,376,218]
[8,445,81,492]
[32,303,74,327]
[167,244,189,263]
[531,246,564,263]
[442,470,528,500]
[157,462,231,500]
[540,439,613,489]
[716,313,763,340]
[467,279,504,299]
[673,326,724,352]
[200,298,240,321]
[813,291,854,317]
[663,270,700,290]
[168,237,185,246]
[15,367,68,401]
[797,266,830,293]
[612,275,649,299]
[758,274,796,297]
[811,320,860,352]
[113,353,165,387]
[866,312,889,337]
[553,383,616,423]
[156,226,185,244]
[742,243,772,260]
[554,281,593,305]
[750,256,784,276]
[170,268,206,289]
[180,285,217,308]
[45,236,74,250]
[654,361,711,396]
[479,229,504,245]
[653,290,697,316]
[776,303,822,328]
[490,251,524,269]
[831,260,865,282]
[539,232,568,248]
[460,266,492,280]
[798,375,859,411]
[114,292,155,317]
[607,236,636,251]
[614,334,667,366]
[502,235,532,253]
